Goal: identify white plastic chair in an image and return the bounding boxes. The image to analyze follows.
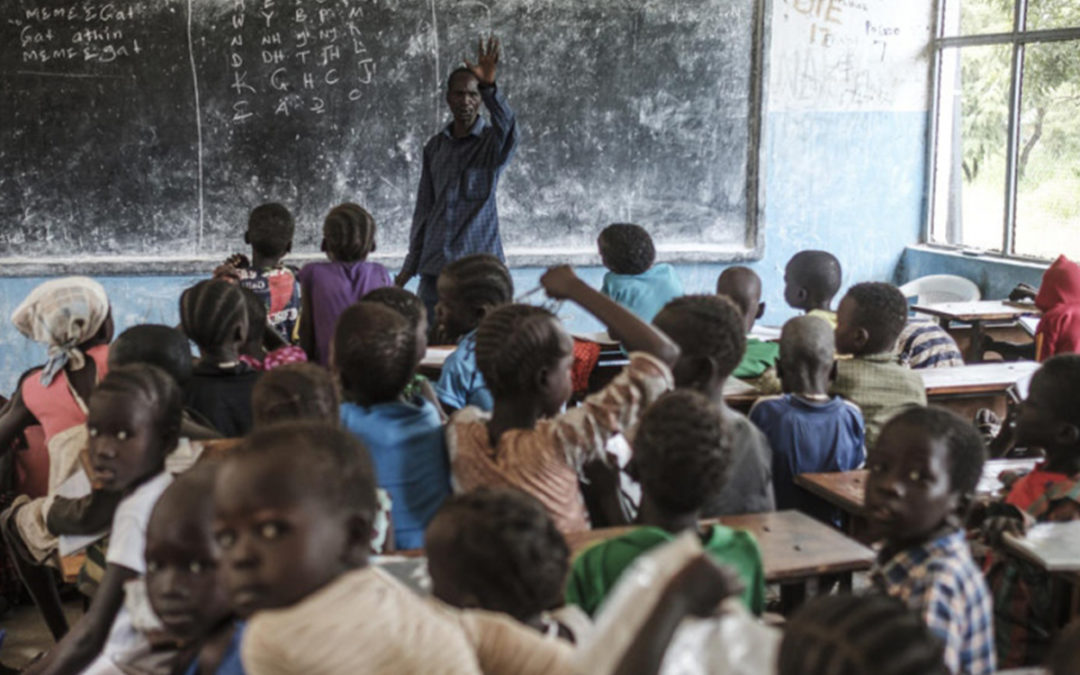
[898,275,981,305]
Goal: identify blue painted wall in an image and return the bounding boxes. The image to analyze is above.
[896,246,1048,300]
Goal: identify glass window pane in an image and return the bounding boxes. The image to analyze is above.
[1026,0,1080,30]
[1013,42,1080,260]
[943,0,1015,37]
[932,45,1012,252]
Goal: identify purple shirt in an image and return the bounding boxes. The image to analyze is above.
[298,260,392,365]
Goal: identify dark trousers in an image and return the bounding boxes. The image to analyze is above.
[418,274,439,340]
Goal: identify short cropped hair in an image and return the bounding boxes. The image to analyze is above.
[475,304,566,399]
[333,302,416,403]
[441,254,514,314]
[598,223,656,275]
[1032,354,1080,427]
[252,363,340,428]
[109,325,193,386]
[323,203,376,263]
[883,406,987,497]
[447,66,477,90]
[845,282,909,354]
[787,250,842,305]
[247,203,295,260]
[653,295,746,381]
[179,279,247,353]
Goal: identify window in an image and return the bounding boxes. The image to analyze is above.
[928,0,1080,260]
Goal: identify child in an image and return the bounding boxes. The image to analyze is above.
[144,464,241,675]
[363,286,443,413]
[652,294,776,515]
[981,354,1080,667]
[335,302,449,549]
[24,364,182,675]
[778,594,949,675]
[715,266,780,382]
[180,279,261,437]
[237,287,307,371]
[832,282,927,448]
[750,316,865,526]
[597,223,683,322]
[566,389,766,617]
[426,487,589,642]
[784,250,843,328]
[298,203,392,365]
[865,406,994,675]
[896,318,965,369]
[434,253,514,412]
[217,203,302,345]
[448,265,678,534]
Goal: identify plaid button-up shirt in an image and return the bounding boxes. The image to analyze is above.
[831,351,927,447]
[871,529,996,675]
[402,85,517,278]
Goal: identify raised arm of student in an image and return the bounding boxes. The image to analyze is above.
[466,36,517,162]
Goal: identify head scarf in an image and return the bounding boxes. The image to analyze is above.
[11,277,111,386]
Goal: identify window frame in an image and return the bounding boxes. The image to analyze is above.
[925,0,1080,260]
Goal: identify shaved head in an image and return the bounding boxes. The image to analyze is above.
[779,315,835,371]
[716,266,763,332]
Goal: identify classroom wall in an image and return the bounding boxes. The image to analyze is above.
[0,1,936,392]
[895,246,1048,300]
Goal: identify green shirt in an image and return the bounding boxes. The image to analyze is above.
[565,525,766,617]
[732,337,780,379]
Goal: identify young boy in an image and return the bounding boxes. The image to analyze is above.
[217,203,302,345]
[982,354,1080,667]
[716,266,780,387]
[784,250,842,329]
[653,295,776,515]
[598,223,683,322]
[832,282,926,448]
[749,316,865,527]
[866,406,994,675]
[566,389,765,617]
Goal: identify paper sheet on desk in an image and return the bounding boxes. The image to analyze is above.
[419,346,455,369]
[56,470,108,557]
[1004,521,1080,572]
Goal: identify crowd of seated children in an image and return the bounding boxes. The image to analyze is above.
[597,223,683,323]
[335,302,449,550]
[448,265,678,534]
[236,288,307,372]
[831,282,927,447]
[865,406,994,675]
[362,286,444,416]
[298,203,392,365]
[984,253,1080,362]
[750,315,865,527]
[716,266,780,392]
[652,294,776,515]
[216,203,302,345]
[784,250,842,329]
[566,389,765,618]
[434,253,514,413]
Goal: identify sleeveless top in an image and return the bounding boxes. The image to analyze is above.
[21,343,109,443]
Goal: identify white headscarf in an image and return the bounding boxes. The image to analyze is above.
[11,277,111,386]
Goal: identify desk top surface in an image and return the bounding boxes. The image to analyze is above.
[919,361,1039,396]
[1004,521,1080,572]
[911,300,1041,322]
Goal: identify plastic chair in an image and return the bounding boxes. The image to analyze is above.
[898,275,981,305]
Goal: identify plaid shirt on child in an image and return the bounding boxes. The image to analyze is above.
[871,529,995,675]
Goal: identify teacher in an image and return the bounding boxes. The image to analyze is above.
[394,36,518,321]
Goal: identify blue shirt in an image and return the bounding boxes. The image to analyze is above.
[748,394,865,527]
[435,331,493,411]
[340,398,450,550]
[600,263,684,323]
[402,85,518,277]
[183,622,245,675]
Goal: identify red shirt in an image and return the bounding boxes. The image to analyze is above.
[1005,465,1073,511]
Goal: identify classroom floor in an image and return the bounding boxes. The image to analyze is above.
[0,600,83,670]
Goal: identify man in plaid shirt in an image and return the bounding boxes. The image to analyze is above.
[396,36,518,322]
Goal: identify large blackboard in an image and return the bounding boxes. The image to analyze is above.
[0,0,766,273]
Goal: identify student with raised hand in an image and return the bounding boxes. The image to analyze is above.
[783,250,843,329]
[597,223,683,322]
[448,264,678,534]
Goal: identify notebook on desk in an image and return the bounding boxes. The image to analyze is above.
[1003,521,1080,572]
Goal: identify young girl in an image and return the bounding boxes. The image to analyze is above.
[25,364,183,675]
[180,279,261,437]
[298,203,392,365]
[447,265,679,534]
[0,277,112,639]
[237,288,307,372]
[362,286,444,416]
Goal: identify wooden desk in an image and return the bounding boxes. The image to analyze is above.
[1004,521,1080,626]
[920,361,1039,419]
[61,552,86,584]
[911,301,1041,362]
[418,346,454,379]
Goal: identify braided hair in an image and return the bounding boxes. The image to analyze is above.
[363,286,425,332]
[238,286,268,348]
[252,363,340,428]
[441,254,514,317]
[475,304,568,399]
[653,295,746,382]
[598,223,656,275]
[633,390,732,513]
[844,282,909,354]
[333,302,417,404]
[426,487,569,622]
[93,363,183,450]
[323,203,376,263]
[778,594,949,675]
[247,203,295,259]
[108,325,193,386]
[179,279,247,354]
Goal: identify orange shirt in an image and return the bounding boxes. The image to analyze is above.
[21,343,109,443]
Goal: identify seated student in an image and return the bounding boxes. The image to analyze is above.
[980,354,1080,667]
[216,203,302,345]
[784,250,843,329]
[24,365,182,675]
[832,282,926,448]
[144,464,242,675]
[434,253,514,412]
[214,422,736,675]
[597,223,683,322]
[716,266,780,384]
[363,286,444,416]
[865,406,994,675]
[448,265,678,534]
[896,318,965,369]
[180,279,262,437]
[778,594,949,675]
[237,287,307,371]
[426,488,590,643]
[336,302,448,550]
[298,203,392,365]
[749,316,865,527]
[566,389,765,618]
[985,254,1080,362]
[652,295,776,515]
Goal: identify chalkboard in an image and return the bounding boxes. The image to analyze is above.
[0,0,766,273]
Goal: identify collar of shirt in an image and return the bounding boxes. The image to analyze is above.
[857,351,901,364]
[441,115,488,139]
[870,528,967,584]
